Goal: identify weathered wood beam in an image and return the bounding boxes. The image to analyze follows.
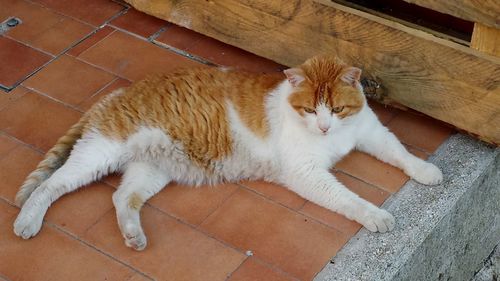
[401,0,500,29]
[126,0,500,144]
[471,23,500,57]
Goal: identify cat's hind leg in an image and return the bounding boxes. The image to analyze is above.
[14,134,123,239]
[112,162,170,251]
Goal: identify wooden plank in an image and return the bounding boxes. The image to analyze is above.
[401,0,500,29]
[125,0,500,144]
[471,23,500,57]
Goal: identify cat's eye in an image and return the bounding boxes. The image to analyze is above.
[331,106,344,113]
[303,107,316,114]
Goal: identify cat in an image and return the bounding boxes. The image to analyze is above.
[13,55,443,250]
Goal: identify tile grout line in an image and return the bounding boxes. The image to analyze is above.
[151,39,217,66]
[336,170,398,195]
[74,28,119,59]
[155,196,306,281]
[235,183,356,238]
[195,184,241,227]
[0,272,12,281]
[148,25,170,41]
[234,183,364,237]
[74,76,120,112]
[0,130,45,155]
[223,255,249,281]
[0,88,28,111]
[236,181,307,210]
[44,221,155,281]
[74,55,133,82]
[23,0,127,29]
[105,24,166,43]
[80,206,116,238]
[250,256,302,281]
[22,86,84,113]
[5,6,129,92]
[332,166,408,194]
[144,202,249,257]
[3,34,55,57]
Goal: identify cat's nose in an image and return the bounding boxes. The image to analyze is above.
[319,125,330,133]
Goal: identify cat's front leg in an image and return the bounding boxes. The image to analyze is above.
[282,169,395,232]
[356,117,443,185]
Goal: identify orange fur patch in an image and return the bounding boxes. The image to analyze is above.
[86,68,282,170]
[288,55,364,118]
[128,193,143,210]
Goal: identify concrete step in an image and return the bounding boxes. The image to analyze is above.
[315,134,500,281]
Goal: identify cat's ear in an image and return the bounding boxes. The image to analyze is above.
[284,68,306,87]
[340,67,362,86]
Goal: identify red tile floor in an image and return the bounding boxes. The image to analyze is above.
[0,1,454,280]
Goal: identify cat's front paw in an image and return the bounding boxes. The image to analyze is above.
[407,161,443,186]
[359,207,395,233]
[13,208,44,239]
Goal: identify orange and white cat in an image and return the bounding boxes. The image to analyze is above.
[13,55,442,250]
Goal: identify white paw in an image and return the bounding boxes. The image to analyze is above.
[407,161,443,186]
[123,223,147,251]
[13,208,44,239]
[359,207,395,233]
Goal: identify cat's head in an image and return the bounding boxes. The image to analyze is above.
[285,55,365,135]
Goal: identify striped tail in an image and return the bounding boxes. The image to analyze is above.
[15,117,88,206]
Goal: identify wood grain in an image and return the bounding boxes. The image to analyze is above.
[125,0,500,144]
[471,23,500,57]
[401,0,500,29]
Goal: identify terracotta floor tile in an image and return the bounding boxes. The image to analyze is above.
[335,151,409,193]
[67,26,116,57]
[0,86,29,111]
[300,202,362,237]
[154,24,207,51]
[0,144,43,203]
[23,55,115,106]
[0,134,19,160]
[149,183,238,226]
[127,274,152,281]
[0,36,52,88]
[387,111,453,153]
[200,188,349,280]
[0,91,82,151]
[0,201,136,281]
[368,100,399,125]
[110,8,168,38]
[77,78,131,111]
[46,182,115,237]
[189,37,286,73]
[406,145,429,160]
[84,206,245,281]
[239,181,306,210]
[228,257,295,281]
[335,172,390,205]
[299,172,390,236]
[3,0,94,55]
[30,0,125,27]
[101,173,122,188]
[78,31,201,81]
[155,25,286,73]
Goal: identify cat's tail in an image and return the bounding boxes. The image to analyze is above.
[15,116,89,206]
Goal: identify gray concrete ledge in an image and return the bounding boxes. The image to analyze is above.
[315,134,500,281]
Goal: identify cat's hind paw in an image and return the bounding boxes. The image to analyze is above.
[123,223,147,251]
[407,161,443,186]
[360,208,395,233]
